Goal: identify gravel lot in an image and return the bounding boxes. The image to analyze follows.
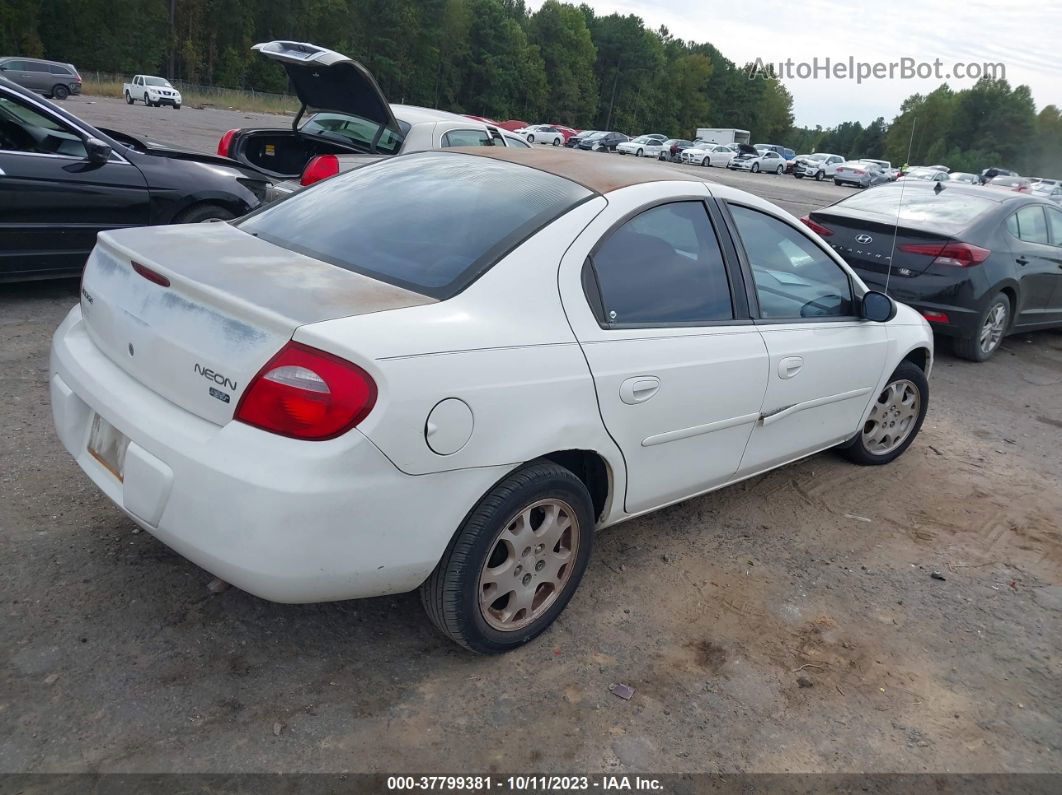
[2,96,1060,775]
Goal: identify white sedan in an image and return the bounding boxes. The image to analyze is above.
[52,149,933,653]
[683,143,738,167]
[512,124,565,146]
[616,134,667,157]
[729,147,788,174]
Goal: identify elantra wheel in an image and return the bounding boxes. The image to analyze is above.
[840,361,928,465]
[421,461,594,653]
[954,293,1010,362]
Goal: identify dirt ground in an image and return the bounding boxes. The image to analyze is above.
[0,98,1060,775]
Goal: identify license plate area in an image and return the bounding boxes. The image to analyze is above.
[87,414,129,482]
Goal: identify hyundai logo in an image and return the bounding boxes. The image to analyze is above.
[855,234,874,244]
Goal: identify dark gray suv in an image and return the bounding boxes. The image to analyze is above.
[0,57,81,99]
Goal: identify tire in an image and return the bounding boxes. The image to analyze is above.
[144,92,152,107]
[839,361,929,466]
[174,203,236,224]
[752,163,760,173]
[776,165,784,174]
[701,157,710,167]
[815,170,824,181]
[794,173,803,179]
[125,91,134,105]
[834,178,842,186]
[420,461,594,654]
[174,103,181,110]
[527,134,535,144]
[953,293,1011,362]
[636,148,643,157]
[52,84,70,100]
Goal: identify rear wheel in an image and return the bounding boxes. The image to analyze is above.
[174,203,236,224]
[52,84,69,100]
[420,461,594,653]
[839,361,928,465]
[834,178,842,186]
[953,293,1010,362]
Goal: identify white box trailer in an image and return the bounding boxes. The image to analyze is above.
[695,128,750,145]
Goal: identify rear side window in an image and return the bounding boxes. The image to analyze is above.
[48,65,72,75]
[238,153,592,299]
[589,202,734,326]
[1009,206,1049,244]
[729,205,854,319]
[442,129,492,147]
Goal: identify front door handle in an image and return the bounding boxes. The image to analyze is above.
[1016,256,1029,266]
[619,376,660,405]
[778,356,804,379]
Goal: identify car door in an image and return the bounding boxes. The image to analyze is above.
[723,202,889,473]
[1008,205,1062,325]
[0,60,33,91]
[1046,206,1062,321]
[0,90,150,279]
[561,190,769,514]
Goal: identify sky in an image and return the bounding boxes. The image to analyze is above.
[529,0,1062,128]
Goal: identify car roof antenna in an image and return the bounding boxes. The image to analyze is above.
[884,117,917,296]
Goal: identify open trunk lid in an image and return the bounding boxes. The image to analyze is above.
[251,40,399,138]
[79,223,433,426]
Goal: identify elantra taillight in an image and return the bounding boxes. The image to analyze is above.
[235,342,377,440]
[898,242,990,267]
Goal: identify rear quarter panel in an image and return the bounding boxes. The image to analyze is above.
[293,197,625,499]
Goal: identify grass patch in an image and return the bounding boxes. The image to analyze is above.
[81,76,299,115]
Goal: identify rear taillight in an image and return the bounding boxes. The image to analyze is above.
[217,129,238,157]
[800,216,833,237]
[235,342,376,440]
[131,261,170,287]
[300,155,340,186]
[899,242,990,267]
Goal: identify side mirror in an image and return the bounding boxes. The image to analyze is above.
[861,290,896,323]
[84,137,112,165]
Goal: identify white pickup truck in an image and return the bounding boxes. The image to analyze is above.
[124,75,182,109]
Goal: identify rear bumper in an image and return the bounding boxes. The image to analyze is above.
[852,269,983,337]
[50,305,508,603]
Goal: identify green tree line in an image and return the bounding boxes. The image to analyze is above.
[1,0,1057,175]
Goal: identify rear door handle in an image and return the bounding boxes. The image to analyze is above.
[778,356,804,379]
[1016,256,1029,266]
[619,376,660,405]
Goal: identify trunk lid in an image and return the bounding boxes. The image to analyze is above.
[79,223,434,425]
[809,209,959,279]
[251,40,399,137]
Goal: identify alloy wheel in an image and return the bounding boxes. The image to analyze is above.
[979,302,1008,355]
[478,498,580,632]
[862,379,920,455]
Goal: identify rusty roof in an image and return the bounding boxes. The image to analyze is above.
[444,146,708,194]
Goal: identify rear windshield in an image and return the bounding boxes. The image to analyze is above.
[301,112,409,156]
[237,153,593,299]
[833,185,997,232]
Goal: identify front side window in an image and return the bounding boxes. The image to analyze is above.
[442,128,492,147]
[589,202,734,326]
[0,95,86,157]
[728,204,854,319]
[238,152,592,299]
[1047,207,1062,246]
[1009,206,1049,244]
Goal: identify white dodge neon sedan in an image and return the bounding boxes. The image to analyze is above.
[51,149,932,653]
